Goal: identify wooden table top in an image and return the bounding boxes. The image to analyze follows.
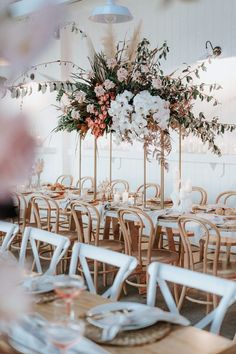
[0,291,234,354]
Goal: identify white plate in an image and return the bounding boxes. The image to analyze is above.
[21,276,55,294]
[9,336,110,354]
[87,302,158,331]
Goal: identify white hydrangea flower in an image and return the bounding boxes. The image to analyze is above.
[104,79,115,90]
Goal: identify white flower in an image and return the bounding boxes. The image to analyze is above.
[87,104,95,114]
[117,68,128,82]
[94,85,105,97]
[75,90,86,104]
[133,71,141,81]
[141,65,149,73]
[107,58,117,69]
[152,77,162,90]
[104,79,115,91]
[71,110,81,120]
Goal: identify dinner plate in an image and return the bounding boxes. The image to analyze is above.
[9,336,109,354]
[87,302,158,331]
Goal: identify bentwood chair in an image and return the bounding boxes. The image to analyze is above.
[147,262,236,335]
[118,208,178,292]
[56,175,73,188]
[177,215,236,310]
[71,201,123,251]
[76,176,94,191]
[136,183,160,199]
[192,186,208,205]
[111,179,129,193]
[19,227,70,275]
[69,242,137,300]
[0,221,19,252]
[71,201,124,288]
[32,196,78,271]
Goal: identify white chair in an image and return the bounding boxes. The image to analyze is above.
[69,242,137,300]
[19,227,70,275]
[147,262,236,335]
[0,221,19,252]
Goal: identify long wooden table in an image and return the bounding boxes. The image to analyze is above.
[0,291,234,354]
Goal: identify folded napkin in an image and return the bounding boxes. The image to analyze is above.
[95,307,189,342]
[8,314,110,354]
[197,213,225,225]
[21,274,55,292]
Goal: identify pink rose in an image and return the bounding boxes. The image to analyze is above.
[117,68,128,82]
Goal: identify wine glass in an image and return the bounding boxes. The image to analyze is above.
[45,320,84,354]
[53,275,85,319]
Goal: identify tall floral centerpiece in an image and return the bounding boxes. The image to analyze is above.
[9,25,235,201]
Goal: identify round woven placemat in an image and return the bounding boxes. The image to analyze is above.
[85,321,171,347]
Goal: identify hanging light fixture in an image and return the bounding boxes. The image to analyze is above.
[198,40,222,62]
[89,0,133,24]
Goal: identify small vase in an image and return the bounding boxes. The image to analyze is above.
[36,173,41,189]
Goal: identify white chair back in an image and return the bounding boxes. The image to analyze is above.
[19,227,70,275]
[147,262,236,334]
[69,242,137,300]
[0,221,19,252]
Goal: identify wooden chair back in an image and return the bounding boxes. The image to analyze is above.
[111,179,129,193]
[118,208,156,266]
[76,176,94,190]
[56,175,73,187]
[136,183,160,198]
[178,215,220,275]
[216,191,236,206]
[192,186,208,205]
[71,201,100,245]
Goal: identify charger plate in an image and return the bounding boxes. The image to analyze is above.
[85,321,171,347]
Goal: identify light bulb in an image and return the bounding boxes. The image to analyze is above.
[104,14,117,23]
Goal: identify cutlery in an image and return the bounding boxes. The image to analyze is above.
[81,308,133,321]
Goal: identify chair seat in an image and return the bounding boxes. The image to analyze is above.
[133,248,178,265]
[58,230,78,242]
[202,234,236,246]
[95,240,123,252]
[194,260,236,279]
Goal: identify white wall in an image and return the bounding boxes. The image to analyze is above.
[3,0,236,201]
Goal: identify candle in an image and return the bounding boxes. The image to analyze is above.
[128,196,134,205]
[122,191,129,204]
[185,179,192,193]
[114,192,120,204]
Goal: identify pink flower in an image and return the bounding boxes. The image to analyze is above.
[152,77,162,90]
[117,68,128,82]
[75,91,86,104]
[107,58,117,69]
[94,85,105,97]
[141,65,149,73]
[133,71,141,81]
[86,104,95,114]
[103,79,115,90]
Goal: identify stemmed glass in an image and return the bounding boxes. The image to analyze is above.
[53,275,85,319]
[44,320,84,354]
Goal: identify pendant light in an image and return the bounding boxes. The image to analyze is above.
[89,0,133,24]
